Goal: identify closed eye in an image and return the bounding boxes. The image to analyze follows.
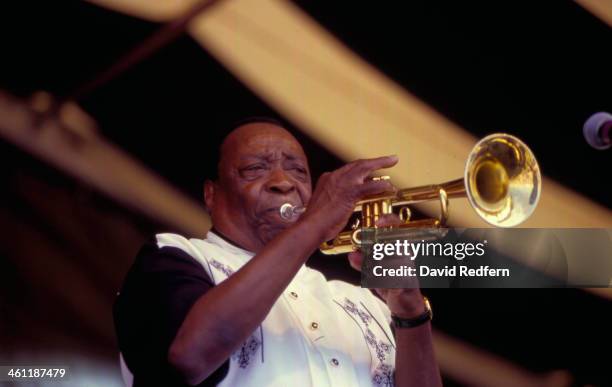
[239,163,268,179]
[287,166,308,182]
[291,167,307,174]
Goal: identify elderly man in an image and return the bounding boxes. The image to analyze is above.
[114,119,441,386]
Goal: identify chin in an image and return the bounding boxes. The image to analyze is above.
[258,223,290,244]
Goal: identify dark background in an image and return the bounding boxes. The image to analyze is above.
[0,1,610,385]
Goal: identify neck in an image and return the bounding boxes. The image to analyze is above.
[210,227,253,251]
[211,221,264,253]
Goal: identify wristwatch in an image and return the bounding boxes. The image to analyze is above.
[391,296,433,328]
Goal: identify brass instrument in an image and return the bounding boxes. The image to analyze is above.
[281,133,541,255]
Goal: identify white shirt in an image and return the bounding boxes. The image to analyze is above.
[153,231,396,387]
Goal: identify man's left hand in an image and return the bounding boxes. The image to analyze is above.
[347,214,426,318]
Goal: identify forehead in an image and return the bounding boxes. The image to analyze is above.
[221,123,307,162]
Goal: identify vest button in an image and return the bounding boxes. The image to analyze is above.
[330,358,339,367]
[289,291,298,299]
[310,322,319,330]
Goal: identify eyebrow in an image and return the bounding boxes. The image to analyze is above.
[239,152,305,162]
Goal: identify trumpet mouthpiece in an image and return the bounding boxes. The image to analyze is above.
[279,203,306,220]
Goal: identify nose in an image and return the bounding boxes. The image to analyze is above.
[265,168,296,194]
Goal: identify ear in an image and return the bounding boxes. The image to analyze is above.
[204,179,216,212]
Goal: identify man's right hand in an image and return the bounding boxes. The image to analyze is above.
[300,155,398,243]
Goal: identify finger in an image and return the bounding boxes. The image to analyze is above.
[375,214,403,228]
[315,171,331,186]
[356,179,395,198]
[347,251,363,271]
[348,155,399,179]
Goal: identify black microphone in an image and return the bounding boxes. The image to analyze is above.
[583,112,612,150]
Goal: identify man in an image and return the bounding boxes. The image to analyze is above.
[114,119,442,386]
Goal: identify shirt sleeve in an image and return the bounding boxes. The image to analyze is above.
[113,240,229,386]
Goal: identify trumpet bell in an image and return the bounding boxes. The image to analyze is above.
[465,133,541,227]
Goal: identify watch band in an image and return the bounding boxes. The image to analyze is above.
[391,296,432,329]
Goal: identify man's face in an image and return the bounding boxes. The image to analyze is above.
[207,122,312,251]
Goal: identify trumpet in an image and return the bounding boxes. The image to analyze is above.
[280,133,541,255]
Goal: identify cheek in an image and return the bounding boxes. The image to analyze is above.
[237,182,265,210]
[299,183,313,204]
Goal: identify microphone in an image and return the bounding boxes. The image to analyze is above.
[583,112,612,150]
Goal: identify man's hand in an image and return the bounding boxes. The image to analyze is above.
[347,214,426,318]
[300,156,398,243]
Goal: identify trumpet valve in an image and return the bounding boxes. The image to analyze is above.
[399,207,412,223]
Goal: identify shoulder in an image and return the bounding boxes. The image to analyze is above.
[114,233,224,386]
[114,233,216,337]
[154,232,202,259]
[132,235,192,269]
[117,233,215,294]
[130,233,217,275]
